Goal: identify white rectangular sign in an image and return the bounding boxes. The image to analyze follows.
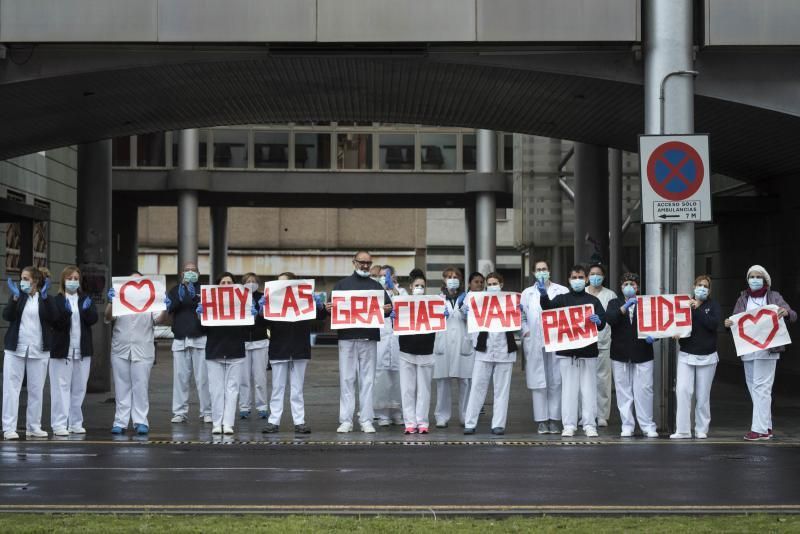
[392,295,447,336]
[540,304,599,352]
[466,291,522,334]
[263,279,317,322]
[639,134,711,224]
[729,305,791,356]
[636,294,693,339]
[330,290,386,330]
[112,276,166,317]
[200,284,254,326]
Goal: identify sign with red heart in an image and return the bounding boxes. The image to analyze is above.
[112,275,167,317]
[729,305,791,356]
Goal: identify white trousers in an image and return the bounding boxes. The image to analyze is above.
[531,351,561,422]
[675,361,716,435]
[612,360,656,434]
[112,357,153,428]
[48,356,91,431]
[559,357,597,431]
[743,359,777,434]
[239,346,269,412]
[172,347,211,418]
[374,368,402,422]
[206,358,244,429]
[596,347,612,422]
[338,340,377,425]
[464,360,513,429]
[2,353,49,433]
[434,377,470,425]
[398,358,433,428]
[269,360,308,426]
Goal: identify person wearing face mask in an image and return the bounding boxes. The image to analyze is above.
[49,266,98,436]
[724,265,796,441]
[670,275,720,440]
[538,265,606,438]
[374,265,405,427]
[468,272,485,292]
[166,262,212,424]
[462,273,519,435]
[397,276,437,434]
[324,251,392,433]
[520,260,569,434]
[585,263,617,428]
[238,272,270,420]
[432,266,473,428]
[604,273,658,438]
[3,267,58,440]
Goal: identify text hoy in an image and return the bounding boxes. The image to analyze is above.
[201,286,251,321]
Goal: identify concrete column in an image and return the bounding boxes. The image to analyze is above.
[111,194,138,276]
[609,148,623,289]
[209,206,228,283]
[475,129,497,275]
[645,0,695,430]
[177,129,199,269]
[77,140,112,393]
[573,143,609,266]
[464,205,476,276]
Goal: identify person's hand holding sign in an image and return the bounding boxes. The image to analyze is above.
[588,313,601,326]
[621,297,637,315]
[778,307,789,318]
[724,318,733,328]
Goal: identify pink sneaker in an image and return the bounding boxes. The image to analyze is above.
[743,431,770,441]
[404,427,417,435]
[418,426,429,434]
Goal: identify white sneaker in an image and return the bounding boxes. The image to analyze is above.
[584,426,599,438]
[377,419,392,427]
[561,427,575,437]
[336,422,353,433]
[68,427,86,434]
[620,429,633,437]
[203,415,213,424]
[361,421,376,433]
[695,432,708,439]
[211,426,222,434]
[646,430,659,438]
[171,415,187,423]
[223,426,234,435]
[26,429,48,439]
[53,428,70,437]
[4,431,19,440]
[670,432,691,440]
[597,418,608,427]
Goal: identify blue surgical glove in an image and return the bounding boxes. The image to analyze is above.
[107,287,116,301]
[251,304,259,317]
[64,298,72,314]
[384,269,394,290]
[444,308,450,318]
[588,313,601,325]
[646,336,655,345]
[164,294,172,309]
[389,310,396,319]
[178,284,186,301]
[456,292,467,308]
[40,278,50,299]
[313,294,324,309]
[537,280,547,296]
[81,297,92,311]
[187,283,196,299]
[195,303,203,316]
[623,297,637,311]
[7,278,20,300]
[258,296,266,310]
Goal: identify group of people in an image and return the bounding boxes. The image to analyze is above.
[1,253,794,442]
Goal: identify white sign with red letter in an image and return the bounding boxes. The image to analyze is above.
[392,295,447,336]
[729,305,791,356]
[466,291,522,334]
[540,304,599,352]
[636,294,692,339]
[263,279,316,322]
[330,290,385,330]
[112,276,166,317]
[200,285,254,326]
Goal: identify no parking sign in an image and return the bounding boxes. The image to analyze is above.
[639,134,711,223]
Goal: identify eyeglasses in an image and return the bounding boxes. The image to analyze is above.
[353,260,373,267]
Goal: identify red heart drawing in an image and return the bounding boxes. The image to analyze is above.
[738,308,780,349]
[119,279,156,313]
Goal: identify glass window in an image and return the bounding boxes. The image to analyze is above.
[295,133,331,169]
[337,133,373,170]
[137,132,166,167]
[379,134,415,170]
[503,134,514,171]
[421,133,456,171]
[254,131,289,169]
[112,136,131,167]
[462,133,476,171]
[213,129,248,168]
[173,130,208,168]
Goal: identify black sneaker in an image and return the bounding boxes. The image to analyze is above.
[294,424,311,434]
[491,427,505,435]
[463,427,476,435]
[261,423,279,433]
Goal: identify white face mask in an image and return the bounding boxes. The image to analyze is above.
[412,286,425,295]
[486,285,501,292]
[355,269,370,278]
[378,276,387,287]
[244,282,259,293]
[445,278,460,290]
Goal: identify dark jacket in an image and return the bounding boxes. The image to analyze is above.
[732,289,797,354]
[50,293,99,359]
[679,298,720,356]
[245,291,269,343]
[475,331,518,354]
[3,293,60,352]
[539,289,606,358]
[267,305,328,361]
[399,332,436,355]
[331,272,391,342]
[604,297,654,363]
[167,282,204,339]
[205,325,247,360]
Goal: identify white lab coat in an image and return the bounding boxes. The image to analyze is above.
[375,288,404,415]
[433,295,474,380]
[520,282,569,389]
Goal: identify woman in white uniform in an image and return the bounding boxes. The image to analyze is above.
[374,265,404,426]
[50,266,98,436]
[238,272,270,420]
[724,265,796,440]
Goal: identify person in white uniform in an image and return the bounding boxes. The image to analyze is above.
[2,266,58,440]
[520,259,569,435]
[463,272,518,435]
[724,265,796,441]
[238,272,270,420]
[167,262,212,424]
[604,272,658,438]
[374,265,404,426]
[585,263,617,427]
[432,266,473,428]
[106,271,165,435]
[49,266,98,436]
[671,275,720,440]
